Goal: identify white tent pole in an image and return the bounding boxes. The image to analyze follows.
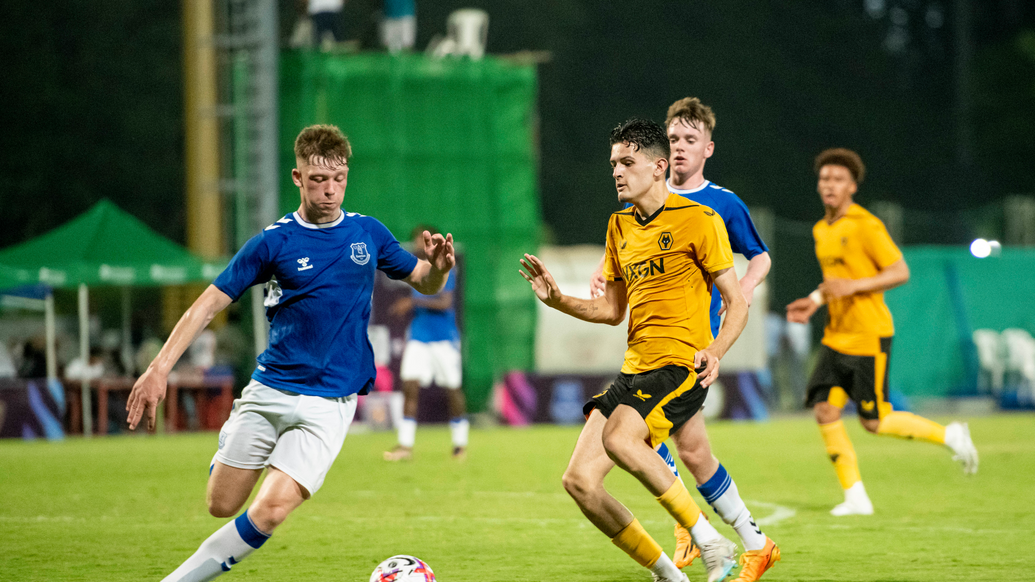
[45,291,57,381]
[121,286,133,374]
[251,286,267,357]
[79,283,92,437]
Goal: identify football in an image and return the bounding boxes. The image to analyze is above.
[369,555,436,582]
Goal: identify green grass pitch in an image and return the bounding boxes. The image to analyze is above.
[1,413,1032,581]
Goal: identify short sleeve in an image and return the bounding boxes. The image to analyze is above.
[366,218,419,280]
[693,212,735,274]
[213,232,273,302]
[862,217,903,269]
[721,196,768,259]
[602,217,622,281]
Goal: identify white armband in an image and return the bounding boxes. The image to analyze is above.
[808,289,825,306]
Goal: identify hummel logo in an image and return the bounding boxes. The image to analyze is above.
[633,390,652,401]
[860,400,875,412]
[297,257,313,271]
[620,241,627,249]
[704,210,715,216]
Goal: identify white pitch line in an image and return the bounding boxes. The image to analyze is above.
[744,500,796,526]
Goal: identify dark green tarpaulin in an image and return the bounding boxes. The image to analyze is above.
[0,199,225,289]
[885,246,1035,398]
[279,52,542,412]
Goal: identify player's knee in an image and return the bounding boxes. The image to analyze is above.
[561,467,591,500]
[207,495,243,518]
[601,432,633,465]
[861,418,880,433]
[814,403,841,424]
[249,499,292,531]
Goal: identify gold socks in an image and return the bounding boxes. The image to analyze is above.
[611,518,663,568]
[819,420,861,490]
[877,411,946,444]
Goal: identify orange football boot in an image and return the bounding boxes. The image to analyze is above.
[731,536,780,582]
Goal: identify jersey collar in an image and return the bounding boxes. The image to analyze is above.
[666,179,710,195]
[292,210,345,229]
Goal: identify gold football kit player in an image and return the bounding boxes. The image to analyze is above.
[807,203,901,419]
[588,193,733,447]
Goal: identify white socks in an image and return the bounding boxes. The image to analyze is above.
[650,551,684,580]
[450,417,469,448]
[397,417,469,449]
[697,464,767,551]
[689,513,724,545]
[162,511,270,582]
[397,417,417,448]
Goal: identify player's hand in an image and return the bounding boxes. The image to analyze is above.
[519,254,563,307]
[819,278,856,299]
[589,269,606,298]
[126,367,168,431]
[423,231,456,274]
[694,348,721,388]
[786,297,819,323]
[389,296,414,317]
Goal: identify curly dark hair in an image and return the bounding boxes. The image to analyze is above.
[609,118,670,161]
[814,148,865,184]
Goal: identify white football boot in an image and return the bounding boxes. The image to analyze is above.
[944,421,979,475]
[830,481,874,516]
[698,535,738,582]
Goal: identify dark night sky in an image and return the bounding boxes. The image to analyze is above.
[1,0,1033,255]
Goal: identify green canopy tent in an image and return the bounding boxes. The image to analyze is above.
[0,199,226,435]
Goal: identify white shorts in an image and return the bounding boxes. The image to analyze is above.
[380,15,416,52]
[399,339,462,389]
[214,379,357,496]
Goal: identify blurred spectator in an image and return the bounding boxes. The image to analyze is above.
[289,0,314,48]
[309,0,345,48]
[16,338,47,379]
[64,347,106,381]
[381,0,415,53]
[135,329,163,376]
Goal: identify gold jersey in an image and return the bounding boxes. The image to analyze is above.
[813,203,903,356]
[603,193,734,374]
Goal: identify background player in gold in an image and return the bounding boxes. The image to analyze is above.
[520,119,778,582]
[787,148,979,516]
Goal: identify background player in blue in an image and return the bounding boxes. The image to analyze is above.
[125,124,455,581]
[589,98,775,579]
[384,225,469,462]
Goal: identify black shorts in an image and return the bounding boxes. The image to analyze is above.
[584,365,707,448]
[805,337,893,421]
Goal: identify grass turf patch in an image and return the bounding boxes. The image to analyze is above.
[0,413,1031,581]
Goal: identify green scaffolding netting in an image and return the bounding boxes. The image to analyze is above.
[278,51,542,411]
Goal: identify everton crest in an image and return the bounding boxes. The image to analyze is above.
[350,242,371,265]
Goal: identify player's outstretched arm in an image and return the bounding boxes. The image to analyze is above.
[696,267,747,386]
[406,231,456,295]
[126,285,232,431]
[786,290,823,323]
[589,253,607,298]
[820,258,909,299]
[520,253,626,325]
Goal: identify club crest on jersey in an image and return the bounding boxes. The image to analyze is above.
[658,231,673,250]
[350,242,371,265]
[296,257,313,271]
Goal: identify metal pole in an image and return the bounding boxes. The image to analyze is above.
[121,286,133,374]
[79,284,92,437]
[953,0,974,169]
[44,291,57,381]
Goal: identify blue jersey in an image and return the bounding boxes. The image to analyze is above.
[213,211,418,398]
[625,180,768,337]
[409,271,459,343]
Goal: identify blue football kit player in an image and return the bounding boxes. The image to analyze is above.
[588,99,778,580]
[126,124,456,582]
[384,225,468,462]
